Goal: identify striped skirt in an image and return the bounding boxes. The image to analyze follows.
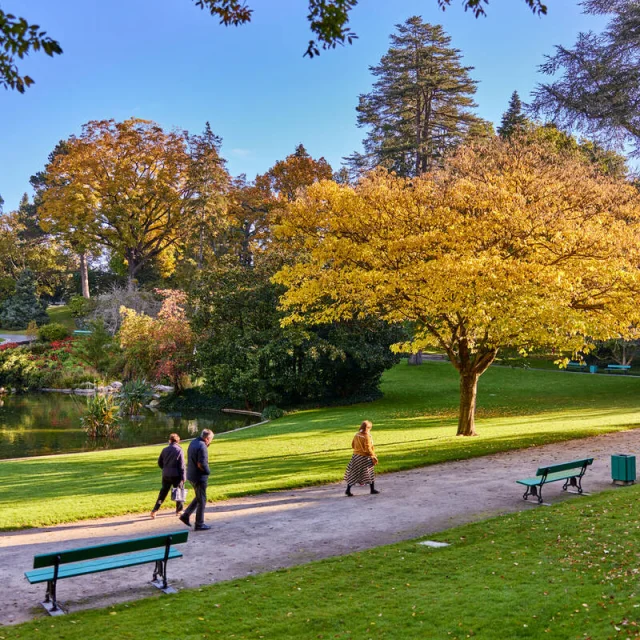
[344,454,375,486]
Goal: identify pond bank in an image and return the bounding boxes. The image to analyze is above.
[0,393,257,459]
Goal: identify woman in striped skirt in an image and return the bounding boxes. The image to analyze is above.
[344,420,379,497]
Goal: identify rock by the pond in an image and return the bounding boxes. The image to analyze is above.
[74,388,95,396]
[109,381,123,390]
[153,385,174,393]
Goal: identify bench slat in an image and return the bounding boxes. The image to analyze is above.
[517,470,585,487]
[33,530,189,568]
[26,548,183,584]
[536,458,593,476]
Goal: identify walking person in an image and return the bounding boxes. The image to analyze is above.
[344,420,379,497]
[179,428,214,530]
[150,433,186,518]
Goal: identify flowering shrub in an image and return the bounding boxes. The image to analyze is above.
[119,289,195,391]
[0,338,101,389]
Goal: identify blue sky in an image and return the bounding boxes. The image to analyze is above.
[0,0,606,212]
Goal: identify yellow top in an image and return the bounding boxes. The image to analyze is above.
[352,432,376,459]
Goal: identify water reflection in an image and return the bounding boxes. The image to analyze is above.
[0,393,254,459]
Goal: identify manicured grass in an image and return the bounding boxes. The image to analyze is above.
[5,483,640,639]
[47,305,75,330]
[2,362,640,530]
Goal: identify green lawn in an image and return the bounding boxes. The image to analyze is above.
[3,362,640,530]
[46,305,75,330]
[4,484,640,640]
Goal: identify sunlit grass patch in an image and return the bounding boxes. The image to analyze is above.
[1,362,640,529]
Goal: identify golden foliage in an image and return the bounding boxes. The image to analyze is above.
[38,118,196,279]
[274,137,640,434]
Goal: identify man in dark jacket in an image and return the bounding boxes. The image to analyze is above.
[150,433,187,518]
[179,429,214,530]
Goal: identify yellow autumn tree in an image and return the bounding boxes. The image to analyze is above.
[38,118,198,281]
[274,137,640,436]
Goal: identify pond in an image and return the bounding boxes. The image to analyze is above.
[0,393,256,459]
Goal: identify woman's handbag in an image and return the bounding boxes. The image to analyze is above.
[171,486,188,502]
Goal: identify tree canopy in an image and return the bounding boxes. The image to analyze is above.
[0,9,62,93]
[346,17,487,177]
[274,136,640,436]
[497,91,529,138]
[38,118,203,280]
[531,0,640,156]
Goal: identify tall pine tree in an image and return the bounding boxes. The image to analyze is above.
[497,91,529,137]
[531,0,640,156]
[346,16,486,177]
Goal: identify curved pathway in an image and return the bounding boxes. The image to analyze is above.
[2,428,639,626]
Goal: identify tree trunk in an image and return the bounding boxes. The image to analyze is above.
[79,253,90,299]
[127,250,140,284]
[457,371,479,436]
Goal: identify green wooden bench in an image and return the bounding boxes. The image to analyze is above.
[566,361,586,371]
[606,364,631,374]
[25,530,188,615]
[516,458,593,504]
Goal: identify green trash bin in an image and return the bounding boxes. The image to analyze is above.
[611,454,636,485]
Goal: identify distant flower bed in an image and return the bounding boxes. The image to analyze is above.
[0,342,21,351]
[0,337,102,391]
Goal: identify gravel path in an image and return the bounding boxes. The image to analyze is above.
[2,428,639,626]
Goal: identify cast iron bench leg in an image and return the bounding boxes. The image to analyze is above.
[152,536,173,591]
[46,555,61,612]
[523,485,542,503]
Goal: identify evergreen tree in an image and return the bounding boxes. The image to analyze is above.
[185,122,229,272]
[497,91,529,138]
[345,16,486,177]
[0,269,49,329]
[531,0,640,156]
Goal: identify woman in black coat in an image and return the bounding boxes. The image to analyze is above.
[150,433,187,518]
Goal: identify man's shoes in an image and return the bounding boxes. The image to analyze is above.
[150,511,157,519]
[176,510,184,516]
[179,513,191,528]
[195,523,211,531]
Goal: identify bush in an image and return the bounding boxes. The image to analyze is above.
[68,295,97,319]
[73,319,119,373]
[81,394,121,438]
[90,284,161,335]
[0,349,52,390]
[37,322,71,342]
[156,388,228,413]
[261,405,284,420]
[56,372,102,389]
[118,379,153,416]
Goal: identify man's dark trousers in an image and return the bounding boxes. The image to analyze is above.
[183,479,207,526]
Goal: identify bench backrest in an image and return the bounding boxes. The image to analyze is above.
[607,364,630,369]
[536,458,593,477]
[33,531,189,569]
